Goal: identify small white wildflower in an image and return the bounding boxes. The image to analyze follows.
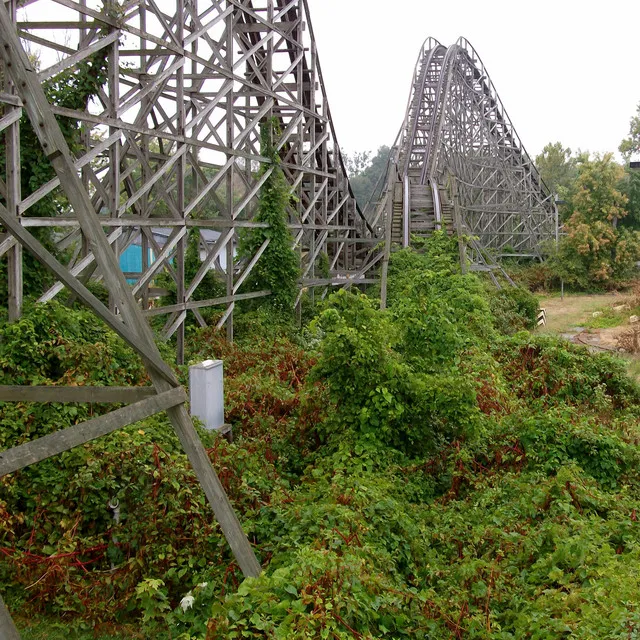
[179,593,195,612]
[197,582,208,589]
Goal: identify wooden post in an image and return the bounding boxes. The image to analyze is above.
[175,0,186,365]
[379,166,395,310]
[107,19,120,315]
[4,0,21,322]
[0,595,20,640]
[450,177,468,274]
[225,5,235,343]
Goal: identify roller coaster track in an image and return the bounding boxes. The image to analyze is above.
[0,5,559,629]
[370,37,558,283]
[0,3,557,341]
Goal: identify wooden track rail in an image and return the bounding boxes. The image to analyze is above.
[369,37,558,277]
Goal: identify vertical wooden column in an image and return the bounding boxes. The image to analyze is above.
[379,169,396,310]
[78,0,91,268]
[107,15,120,314]
[225,5,235,342]
[5,0,22,322]
[296,8,312,308]
[0,594,20,640]
[140,0,150,312]
[450,176,467,274]
[175,0,186,364]
[266,0,274,123]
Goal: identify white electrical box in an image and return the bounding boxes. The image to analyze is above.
[189,359,224,431]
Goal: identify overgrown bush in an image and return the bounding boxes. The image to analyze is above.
[0,303,305,621]
[509,260,558,292]
[487,285,539,334]
[4,234,640,640]
[310,289,479,457]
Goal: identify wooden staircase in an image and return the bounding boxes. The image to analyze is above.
[385,176,516,289]
[391,197,403,245]
[390,181,455,246]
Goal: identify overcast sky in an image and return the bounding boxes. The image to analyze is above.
[307,0,640,161]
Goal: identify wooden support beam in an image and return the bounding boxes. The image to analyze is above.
[143,289,271,317]
[0,385,157,403]
[0,387,187,477]
[0,594,20,640]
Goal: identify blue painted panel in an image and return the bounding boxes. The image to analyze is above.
[120,246,154,284]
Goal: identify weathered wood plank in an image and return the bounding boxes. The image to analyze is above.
[0,234,16,257]
[0,385,157,403]
[0,594,20,640]
[0,387,186,477]
[143,289,271,317]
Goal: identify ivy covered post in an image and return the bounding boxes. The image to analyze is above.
[0,21,110,313]
[237,118,299,314]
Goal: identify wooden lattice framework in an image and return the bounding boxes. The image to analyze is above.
[372,37,558,280]
[0,0,379,359]
[0,0,384,634]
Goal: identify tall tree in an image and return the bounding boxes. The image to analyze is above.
[550,153,640,288]
[343,145,391,208]
[618,102,640,230]
[535,142,578,199]
[619,102,640,160]
[619,167,640,230]
[343,150,371,177]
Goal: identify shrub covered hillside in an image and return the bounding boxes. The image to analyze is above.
[2,232,640,639]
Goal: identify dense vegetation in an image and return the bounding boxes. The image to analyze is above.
[528,105,640,292]
[546,153,640,289]
[2,233,640,639]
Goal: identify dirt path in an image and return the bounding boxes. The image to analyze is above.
[538,293,624,334]
[537,291,640,381]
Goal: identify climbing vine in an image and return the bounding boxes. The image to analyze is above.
[237,118,299,312]
[0,26,111,305]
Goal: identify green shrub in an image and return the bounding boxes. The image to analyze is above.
[4,231,640,640]
[488,285,539,334]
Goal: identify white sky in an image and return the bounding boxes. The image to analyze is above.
[307,0,640,160]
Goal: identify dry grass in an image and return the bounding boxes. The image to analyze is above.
[537,289,640,383]
[537,293,623,334]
